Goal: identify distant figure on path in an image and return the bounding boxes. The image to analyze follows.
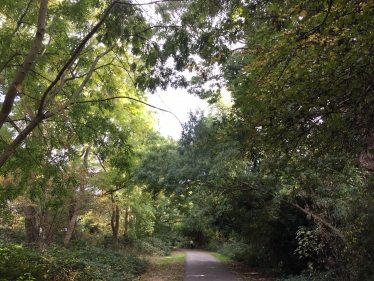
[190,240,194,249]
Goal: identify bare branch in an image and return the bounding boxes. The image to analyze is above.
[0,53,19,74]
[70,96,171,113]
[38,1,185,115]
[92,151,107,172]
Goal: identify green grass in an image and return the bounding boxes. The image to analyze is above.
[209,252,231,262]
[139,249,186,281]
[157,250,186,263]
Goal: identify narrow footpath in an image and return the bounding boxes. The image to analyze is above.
[182,249,243,281]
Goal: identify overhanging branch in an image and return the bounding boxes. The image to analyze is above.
[281,199,347,243]
[71,96,171,113]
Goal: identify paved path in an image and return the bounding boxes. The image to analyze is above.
[182,249,243,281]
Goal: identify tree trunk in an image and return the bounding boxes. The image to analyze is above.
[24,205,39,246]
[63,200,82,245]
[111,204,120,247]
[39,209,54,246]
[63,146,90,245]
[123,207,130,238]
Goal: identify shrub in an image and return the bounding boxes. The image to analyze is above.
[202,240,220,252]
[0,243,148,280]
[136,237,170,256]
[219,241,252,262]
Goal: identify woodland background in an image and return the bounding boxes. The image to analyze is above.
[0,0,373,280]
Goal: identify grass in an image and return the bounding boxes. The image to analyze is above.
[208,252,231,262]
[138,249,186,281]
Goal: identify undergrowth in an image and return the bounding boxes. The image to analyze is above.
[0,243,147,281]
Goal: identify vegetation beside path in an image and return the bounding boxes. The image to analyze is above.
[225,261,275,281]
[1,0,373,280]
[139,249,275,281]
[139,249,186,281]
[210,252,275,281]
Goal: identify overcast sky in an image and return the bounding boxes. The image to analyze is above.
[147,89,209,140]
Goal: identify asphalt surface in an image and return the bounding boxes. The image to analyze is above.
[182,249,243,281]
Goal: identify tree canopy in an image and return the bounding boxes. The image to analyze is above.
[1,1,374,281]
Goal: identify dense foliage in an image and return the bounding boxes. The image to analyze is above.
[0,243,147,281]
[1,0,373,280]
[136,0,374,280]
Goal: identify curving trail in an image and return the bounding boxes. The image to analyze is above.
[182,249,243,281]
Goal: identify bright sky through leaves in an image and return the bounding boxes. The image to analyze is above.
[147,89,209,139]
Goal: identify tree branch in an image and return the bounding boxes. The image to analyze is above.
[38,0,186,115]
[281,199,347,243]
[12,0,33,37]
[44,39,121,118]
[38,1,120,115]
[296,0,333,41]
[0,0,47,129]
[71,96,171,113]
[0,114,46,169]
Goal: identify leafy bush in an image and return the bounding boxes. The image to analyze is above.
[219,241,252,263]
[136,237,170,256]
[0,243,147,280]
[0,244,44,278]
[0,225,25,244]
[202,240,220,252]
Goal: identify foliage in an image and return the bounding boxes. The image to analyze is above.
[138,250,186,281]
[219,241,252,263]
[0,243,147,281]
[1,0,374,280]
[136,237,170,256]
[147,0,374,279]
[209,252,230,262]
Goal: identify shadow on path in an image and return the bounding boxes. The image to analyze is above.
[182,249,243,281]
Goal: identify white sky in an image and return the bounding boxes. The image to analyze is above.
[147,89,209,140]
[135,0,209,140]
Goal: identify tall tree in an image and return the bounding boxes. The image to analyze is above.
[152,1,374,278]
[0,0,180,173]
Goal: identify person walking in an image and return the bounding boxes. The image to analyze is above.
[190,240,194,249]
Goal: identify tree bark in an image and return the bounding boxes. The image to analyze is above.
[39,210,54,246]
[123,207,130,238]
[24,205,39,245]
[63,146,90,245]
[0,0,47,128]
[63,203,81,245]
[111,204,120,247]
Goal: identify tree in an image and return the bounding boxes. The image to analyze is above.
[0,0,180,174]
[156,0,373,158]
[63,145,91,246]
[152,1,374,278]
[0,0,182,247]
